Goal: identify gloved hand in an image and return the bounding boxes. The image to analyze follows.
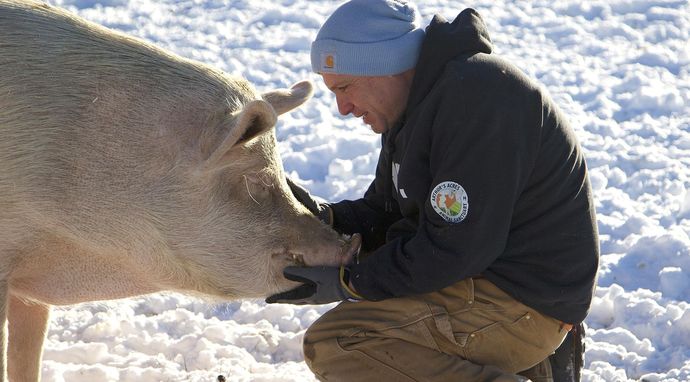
[265,265,363,305]
[286,177,333,225]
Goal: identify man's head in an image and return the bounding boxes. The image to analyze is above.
[311,0,424,133]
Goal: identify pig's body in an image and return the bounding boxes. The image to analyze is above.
[0,1,355,380]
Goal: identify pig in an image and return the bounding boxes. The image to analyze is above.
[0,1,360,381]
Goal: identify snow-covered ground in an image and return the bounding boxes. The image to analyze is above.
[39,0,690,381]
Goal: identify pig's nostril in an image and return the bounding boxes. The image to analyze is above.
[272,251,306,266]
[290,253,306,266]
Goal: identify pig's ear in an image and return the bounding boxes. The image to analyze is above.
[262,81,314,116]
[204,99,277,169]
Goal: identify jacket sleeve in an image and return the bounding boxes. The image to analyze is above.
[349,56,545,300]
[329,137,403,252]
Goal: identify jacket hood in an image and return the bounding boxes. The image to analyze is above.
[381,8,493,213]
[406,8,493,111]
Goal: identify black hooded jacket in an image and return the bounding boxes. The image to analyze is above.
[329,9,600,324]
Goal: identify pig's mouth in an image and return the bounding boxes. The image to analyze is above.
[274,233,362,268]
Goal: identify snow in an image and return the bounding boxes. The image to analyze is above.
[37,0,690,380]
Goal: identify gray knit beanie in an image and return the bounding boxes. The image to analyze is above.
[311,0,425,76]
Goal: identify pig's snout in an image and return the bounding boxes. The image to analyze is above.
[276,232,362,268]
[340,233,362,265]
[268,233,363,295]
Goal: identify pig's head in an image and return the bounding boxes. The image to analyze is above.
[163,81,360,299]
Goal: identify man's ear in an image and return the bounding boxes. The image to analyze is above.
[262,81,314,116]
[204,99,277,171]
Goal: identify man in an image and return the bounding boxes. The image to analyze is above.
[267,1,599,381]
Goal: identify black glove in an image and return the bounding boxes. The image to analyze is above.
[266,265,363,305]
[286,177,333,225]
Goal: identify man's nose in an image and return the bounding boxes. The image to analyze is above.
[336,96,354,116]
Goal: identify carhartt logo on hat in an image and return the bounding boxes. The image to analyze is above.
[322,53,336,71]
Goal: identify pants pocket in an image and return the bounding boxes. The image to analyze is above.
[461,311,542,373]
[427,304,471,357]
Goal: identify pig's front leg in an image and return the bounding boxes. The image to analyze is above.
[8,295,50,382]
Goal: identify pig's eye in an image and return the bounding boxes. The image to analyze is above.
[243,172,274,205]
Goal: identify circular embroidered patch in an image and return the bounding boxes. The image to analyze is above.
[430,181,469,223]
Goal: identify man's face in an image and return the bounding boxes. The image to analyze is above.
[321,70,415,134]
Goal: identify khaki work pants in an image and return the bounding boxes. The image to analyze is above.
[303,277,568,382]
